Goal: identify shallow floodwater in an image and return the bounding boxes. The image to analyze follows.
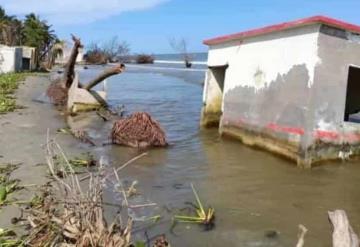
[77,64,360,247]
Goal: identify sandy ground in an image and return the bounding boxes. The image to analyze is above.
[0,75,91,228]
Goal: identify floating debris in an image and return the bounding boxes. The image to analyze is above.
[111,112,168,148]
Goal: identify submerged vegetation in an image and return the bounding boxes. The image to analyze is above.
[174,183,215,229]
[0,73,27,114]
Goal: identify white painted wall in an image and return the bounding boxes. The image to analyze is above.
[206,25,322,103]
[0,46,22,73]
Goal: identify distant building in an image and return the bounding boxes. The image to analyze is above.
[201,16,360,167]
[19,46,36,71]
[55,41,84,64]
[0,45,23,73]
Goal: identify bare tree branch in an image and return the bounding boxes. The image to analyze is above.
[63,34,83,88]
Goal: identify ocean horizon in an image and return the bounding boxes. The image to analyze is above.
[153,52,207,64]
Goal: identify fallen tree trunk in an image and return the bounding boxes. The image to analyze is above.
[328,210,359,247]
[81,63,125,90]
[63,34,83,88]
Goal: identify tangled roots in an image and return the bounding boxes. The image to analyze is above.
[111,112,168,148]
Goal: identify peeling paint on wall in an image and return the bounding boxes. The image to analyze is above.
[203,21,360,166]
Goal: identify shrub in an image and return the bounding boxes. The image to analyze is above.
[135,54,154,64]
[0,73,27,114]
[84,50,108,65]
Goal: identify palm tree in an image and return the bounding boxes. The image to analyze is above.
[22,13,57,69]
[0,7,22,46]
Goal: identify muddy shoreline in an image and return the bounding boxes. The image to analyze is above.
[0,75,94,228]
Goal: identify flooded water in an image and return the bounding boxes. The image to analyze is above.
[76,64,360,247]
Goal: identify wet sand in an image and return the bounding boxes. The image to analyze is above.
[0,75,92,228]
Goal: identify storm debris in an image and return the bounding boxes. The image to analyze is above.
[111,112,168,148]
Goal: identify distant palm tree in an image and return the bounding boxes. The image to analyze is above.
[22,13,57,69]
[0,7,59,70]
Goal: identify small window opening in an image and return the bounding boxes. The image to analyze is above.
[344,66,360,123]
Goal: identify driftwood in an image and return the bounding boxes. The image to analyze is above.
[63,34,83,88]
[295,224,308,247]
[82,63,125,90]
[328,210,359,247]
[47,35,82,105]
[111,112,168,148]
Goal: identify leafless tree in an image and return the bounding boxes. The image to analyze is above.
[102,36,130,62]
[169,37,193,68]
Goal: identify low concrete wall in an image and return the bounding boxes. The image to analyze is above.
[0,46,22,73]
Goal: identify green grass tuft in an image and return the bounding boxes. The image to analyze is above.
[0,73,28,114]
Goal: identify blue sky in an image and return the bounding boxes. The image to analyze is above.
[2,0,360,53]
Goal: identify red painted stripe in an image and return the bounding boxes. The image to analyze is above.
[204,15,360,45]
[266,123,304,135]
[314,130,339,140]
[227,117,360,142]
[343,133,360,142]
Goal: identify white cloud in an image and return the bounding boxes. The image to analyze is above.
[0,0,168,25]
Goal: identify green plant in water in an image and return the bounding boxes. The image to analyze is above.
[174,183,215,229]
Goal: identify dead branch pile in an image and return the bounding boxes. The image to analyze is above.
[22,138,133,247]
[111,112,168,148]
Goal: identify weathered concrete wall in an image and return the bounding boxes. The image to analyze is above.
[209,25,322,166]
[203,23,360,166]
[308,25,360,163]
[0,46,23,73]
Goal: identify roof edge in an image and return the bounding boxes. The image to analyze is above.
[203,15,360,46]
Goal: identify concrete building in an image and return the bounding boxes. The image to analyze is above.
[201,16,360,167]
[0,45,23,73]
[55,41,84,64]
[20,46,36,71]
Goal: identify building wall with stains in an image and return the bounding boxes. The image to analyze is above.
[203,25,322,166]
[309,25,360,162]
[202,15,360,166]
[0,46,23,73]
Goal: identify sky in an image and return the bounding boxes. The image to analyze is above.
[1,0,360,54]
